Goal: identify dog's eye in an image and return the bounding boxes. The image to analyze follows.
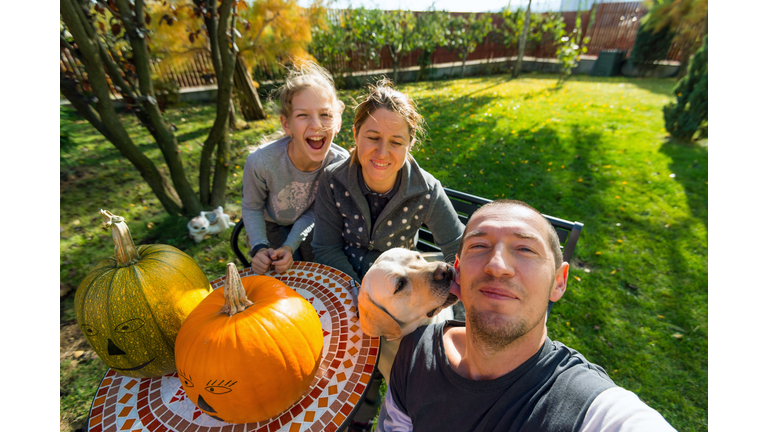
[394,278,406,294]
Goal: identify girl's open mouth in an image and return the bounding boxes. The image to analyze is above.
[306,136,326,150]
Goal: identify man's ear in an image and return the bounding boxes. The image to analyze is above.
[549,262,569,302]
[358,289,402,340]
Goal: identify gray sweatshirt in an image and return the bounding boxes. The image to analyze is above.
[312,157,465,282]
[241,136,349,253]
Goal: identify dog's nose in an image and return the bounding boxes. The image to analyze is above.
[433,263,453,281]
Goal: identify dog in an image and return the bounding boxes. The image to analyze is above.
[357,248,459,385]
[187,206,235,243]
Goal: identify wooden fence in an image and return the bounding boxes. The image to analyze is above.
[60,1,679,96]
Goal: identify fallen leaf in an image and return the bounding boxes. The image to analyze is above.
[672,333,683,338]
[73,351,85,359]
[594,325,600,330]
[610,269,616,274]
[595,251,602,255]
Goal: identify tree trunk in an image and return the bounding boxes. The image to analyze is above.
[461,51,468,77]
[60,0,187,216]
[514,0,533,78]
[233,55,266,121]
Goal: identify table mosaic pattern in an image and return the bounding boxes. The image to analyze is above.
[87,262,378,432]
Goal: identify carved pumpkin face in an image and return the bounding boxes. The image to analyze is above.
[175,272,324,424]
[75,243,212,378]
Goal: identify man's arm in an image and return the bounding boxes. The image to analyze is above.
[580,387,677,432]
[376,387,413,432]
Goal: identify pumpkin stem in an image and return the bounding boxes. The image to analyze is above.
[220,263,253,316]
[100,209,140,267]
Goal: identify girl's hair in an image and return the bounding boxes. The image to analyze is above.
[259,61,345,145]
[349,78,426,164]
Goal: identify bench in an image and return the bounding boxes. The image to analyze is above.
[229,189,584,317]
[230,188,584,269]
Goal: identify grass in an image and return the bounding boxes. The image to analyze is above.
[60,73,707,431]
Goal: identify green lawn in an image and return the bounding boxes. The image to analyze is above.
[60,73,707,431]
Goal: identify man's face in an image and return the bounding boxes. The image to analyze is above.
[455,205,568,350]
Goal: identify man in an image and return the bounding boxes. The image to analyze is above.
[377,200,676,431]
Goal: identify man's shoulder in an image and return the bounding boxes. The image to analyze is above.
[549,340,614,384]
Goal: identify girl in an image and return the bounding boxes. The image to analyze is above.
[241,61,349,275]
[312,78,464,283]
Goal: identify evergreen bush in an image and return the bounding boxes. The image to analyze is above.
[663,35,707,142]
[630,22,674,76]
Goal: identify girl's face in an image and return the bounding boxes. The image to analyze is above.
[281,88,341,172]
[354,108,413,194]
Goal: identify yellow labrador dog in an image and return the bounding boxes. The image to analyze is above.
[358,248,459,385]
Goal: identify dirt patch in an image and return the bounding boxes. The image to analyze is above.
[60,322,96,362]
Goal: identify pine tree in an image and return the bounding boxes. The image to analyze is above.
[663,35,707,142]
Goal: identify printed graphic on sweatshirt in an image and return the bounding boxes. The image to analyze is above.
[271,181,314,218]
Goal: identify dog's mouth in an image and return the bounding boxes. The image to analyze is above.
[426,293,459,318]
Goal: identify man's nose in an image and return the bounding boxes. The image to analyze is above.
[484,246,514,277]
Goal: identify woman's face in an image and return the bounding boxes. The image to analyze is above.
[354,109,413,194]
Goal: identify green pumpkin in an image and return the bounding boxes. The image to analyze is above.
[75,210,212,378]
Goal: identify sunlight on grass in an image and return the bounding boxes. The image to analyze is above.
[60,73,707,431]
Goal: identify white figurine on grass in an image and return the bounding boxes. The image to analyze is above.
[187,206,235,243]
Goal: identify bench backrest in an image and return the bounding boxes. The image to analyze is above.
[230,188,584,268]
[416,189,584,264]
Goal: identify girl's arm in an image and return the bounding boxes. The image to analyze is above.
[311,170,361,282]
[423,183,465,264]
[241,153,270,254]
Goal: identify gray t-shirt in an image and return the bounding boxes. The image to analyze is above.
[241,136,349,253]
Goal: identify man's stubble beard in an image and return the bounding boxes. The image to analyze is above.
[465,274,553,355]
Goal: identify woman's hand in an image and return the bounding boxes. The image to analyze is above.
[250,248,273,274]
[270,245,294,273]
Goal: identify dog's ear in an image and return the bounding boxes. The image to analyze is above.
[358,289,402,340]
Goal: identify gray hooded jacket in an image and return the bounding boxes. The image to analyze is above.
[312,157,465,282]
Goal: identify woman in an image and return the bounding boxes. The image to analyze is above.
[312,79,464,283]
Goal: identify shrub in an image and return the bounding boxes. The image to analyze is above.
[630,22,674,76]
[663,35,707,142]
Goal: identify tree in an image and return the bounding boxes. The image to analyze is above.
[629,20,674,76]
[553,2,595,85]
[60,0,241,216]
[309,7,386,84]
[147,0,319,122]
[515,0,532,78]
[379,9,418,84]
[445,13,493,78]
[413,7,450,81]
[499,2,544,78]
[663,34,707,141]
[641,0,707,80]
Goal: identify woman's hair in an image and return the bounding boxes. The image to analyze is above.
[350,78,426,164]
[260,61,345,144]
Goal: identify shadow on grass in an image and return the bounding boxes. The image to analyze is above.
[659,138,708,228]
[623,77,677,98]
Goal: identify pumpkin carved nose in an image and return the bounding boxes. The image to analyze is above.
[107,339,126,356]
[198,394,218,413]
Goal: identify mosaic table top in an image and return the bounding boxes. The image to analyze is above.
[87,262,378,432]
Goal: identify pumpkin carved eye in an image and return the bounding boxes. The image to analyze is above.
[178,371,194,388]
[205,380,236,394]
[205,385,233,395]
[115,318,145,333]
[81,324,98,336]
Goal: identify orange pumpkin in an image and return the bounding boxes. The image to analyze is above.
[174,263,324,424]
